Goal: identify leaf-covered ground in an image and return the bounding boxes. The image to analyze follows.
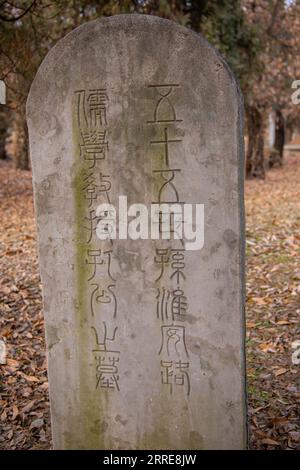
[0,153,299,450]
[246,152,300,449]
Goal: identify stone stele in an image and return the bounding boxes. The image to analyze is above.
[27,14,247,450]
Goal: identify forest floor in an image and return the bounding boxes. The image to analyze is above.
[0,152,300,450]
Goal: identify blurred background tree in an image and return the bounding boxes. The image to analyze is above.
[0,0,299,174]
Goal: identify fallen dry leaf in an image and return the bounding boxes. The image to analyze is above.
[274,368,288,377]
[30,418,44,430]
[11,405,19,420]
[261,438,281,446]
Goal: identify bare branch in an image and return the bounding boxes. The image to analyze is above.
[0,0,37,22]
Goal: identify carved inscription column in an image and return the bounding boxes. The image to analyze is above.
[147,84,191,396]
[73,89,120,392]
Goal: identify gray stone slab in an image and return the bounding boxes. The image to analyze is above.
[27,14,247,450]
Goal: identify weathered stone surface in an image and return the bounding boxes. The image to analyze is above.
[27,14,246,450]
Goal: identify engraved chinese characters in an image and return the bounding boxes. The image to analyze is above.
[74,89,120,392]
[147,85,191,396]
[27,15,246,450]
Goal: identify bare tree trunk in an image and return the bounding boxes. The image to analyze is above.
[0,110,8,160]
[246,105,265,179]
[269,108,284,167]
[0,128,7,160]
[14,106,30,170]
[285,116,294,144]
